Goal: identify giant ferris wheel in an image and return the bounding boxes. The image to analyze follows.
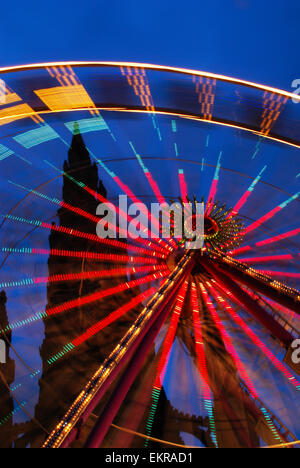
[0,62,299,448]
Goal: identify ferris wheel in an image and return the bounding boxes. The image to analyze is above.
[0,62,299,448]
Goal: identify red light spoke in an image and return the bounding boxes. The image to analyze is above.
[143,170,177,249]
[71,287,156,347]
[1,271,169,333]
[206,152,222,215]
[239,255,293,264]
[178,169,192,220]
[44,221,156,254]
[230,190,252,217]
[1,246,161,264]
[2,213,166,257]
[244,206,281,235]
[144,171,165,205]
[154,280,188,387]
[112,175,172,252]
[207,282,300,391]
[178,170,188,203]
[228,166,267,218]
[202,281,289,444]
[243,192,300,236]
[0,265,168,290]
[45,271,168,318]
[191,282,211,398]
[46,163,169,255]
[255,228,300,247]
[230,229,300,257]
[257,270,300,279]
[199,282,258,398]
[144,280,188,445]
[9,179,168,256]
[229,246,252,256]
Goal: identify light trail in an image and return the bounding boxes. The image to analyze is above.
[243,191,300,236]
[0,264,167,290]
[191,282,218,447]
[0,271,168,334]
[0,213,165,257]
[201,282,287,444]
[178,169,188,202]
[239,254,294,264]
[44,160,171,255]
[239,287,299,332]
[217,253,300,304]
[206,151,222,214]
[48,287,157,365]
[42,252,194,447]
[230,228,300,257]
[111,174,172,251]
[1,104,300,150]
[200,282,259,397]
[129,141,177,249]
[144,280,189,446]
[228,166,267,217]
[256,270,300,279]
[8,180,167,255]
[1,60,298,448]
[229,246,251,256]
[255,228,300,247]
[1,61,299,103]
[129,141,164,205]
[263,297,298,321]
[208,282,300,391]
[0,246,160,264]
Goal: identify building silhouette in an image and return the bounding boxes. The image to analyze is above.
[0,291,15,448]
[31,126,139,447]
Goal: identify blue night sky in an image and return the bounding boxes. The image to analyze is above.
[1,0,299,90]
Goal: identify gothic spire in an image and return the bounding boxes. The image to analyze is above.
[67,122,91,169]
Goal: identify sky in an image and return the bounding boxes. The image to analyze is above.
[1,0,299,91]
